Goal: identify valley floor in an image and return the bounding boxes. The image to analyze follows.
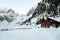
[0,27,60,40]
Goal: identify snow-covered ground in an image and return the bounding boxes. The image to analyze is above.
[0,7,60,40]
[0,28,60,40]
[0,12,60,40]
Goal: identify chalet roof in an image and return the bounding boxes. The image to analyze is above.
[41,17,47,20]
[48,17,60,22]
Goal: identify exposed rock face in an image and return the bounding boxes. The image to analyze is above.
[35,2,46,15]
[22,0,60,25]
[43,0,60,4]
[35,0,60,16]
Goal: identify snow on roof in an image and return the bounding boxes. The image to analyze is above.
[41,17,47,20]
[48,17,60,22]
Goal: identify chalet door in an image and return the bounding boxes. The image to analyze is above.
[41,23,48,28]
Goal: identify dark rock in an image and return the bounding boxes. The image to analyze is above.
[0,16,5,21]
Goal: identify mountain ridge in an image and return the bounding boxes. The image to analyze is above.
[22,0,60,25]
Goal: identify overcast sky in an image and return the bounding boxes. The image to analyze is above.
[0,0,42,15]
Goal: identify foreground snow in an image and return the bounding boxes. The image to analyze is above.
[0,28,60,40]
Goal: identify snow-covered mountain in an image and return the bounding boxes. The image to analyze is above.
[22,0,60,26]
[0,7,19,28]
[27,5,37,16]
[0,7,37,29]
[0,0,60,28]
[0,7,17,22]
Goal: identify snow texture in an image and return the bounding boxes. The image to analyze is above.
[0,28,60,40]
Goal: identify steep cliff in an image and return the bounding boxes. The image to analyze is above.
[22,0,60,25]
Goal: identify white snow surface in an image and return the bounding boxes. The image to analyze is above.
[0,28,60,40]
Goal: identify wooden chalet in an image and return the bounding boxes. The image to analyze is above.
[41,17,50,28]
[41,17,60,28]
